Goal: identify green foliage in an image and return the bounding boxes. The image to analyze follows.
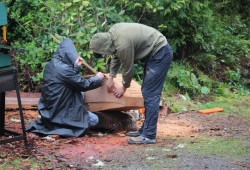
[213,83,233,97]
[164,61,249,98]
[3,0,249,96]
[120,0,249,97]
[134,61,144,84]
[164,61,213,97]
[93,58,106,72]
[5,0,133,91]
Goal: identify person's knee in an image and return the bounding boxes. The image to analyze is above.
[89,112,99,126]
[90,117,99,126]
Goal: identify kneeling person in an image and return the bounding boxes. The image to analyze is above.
[26,38,104,137]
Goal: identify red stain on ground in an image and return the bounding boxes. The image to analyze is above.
[58,135,129,159]
[1,107,196,160]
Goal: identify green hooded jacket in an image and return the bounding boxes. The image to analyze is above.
[89,23,168,88]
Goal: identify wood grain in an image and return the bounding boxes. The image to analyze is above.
[85,74,144,112]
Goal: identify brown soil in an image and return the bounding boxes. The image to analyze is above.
[0,107,249,169]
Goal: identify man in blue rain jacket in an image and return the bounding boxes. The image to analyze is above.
[27,38,104,137]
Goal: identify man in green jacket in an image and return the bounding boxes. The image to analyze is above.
[89,23,173,144]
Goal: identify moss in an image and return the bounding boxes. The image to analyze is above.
[1,157,46,169]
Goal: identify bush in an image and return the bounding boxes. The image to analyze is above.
[6,0,133,91]
[4,0,249,96]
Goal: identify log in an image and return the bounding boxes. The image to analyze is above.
[85,74,144,112]
[85,74,143,132]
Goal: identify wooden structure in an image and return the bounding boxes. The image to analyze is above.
[85,74,144,112]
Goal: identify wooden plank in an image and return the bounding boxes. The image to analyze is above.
[85,74,144,112]
[198,108,224,114]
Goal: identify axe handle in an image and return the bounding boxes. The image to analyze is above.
[82,59,97,74]
[49,34,61,44]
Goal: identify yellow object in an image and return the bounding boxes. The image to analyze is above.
[2,25,7,41]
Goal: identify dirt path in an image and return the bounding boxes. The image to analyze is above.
[0,108,249,169]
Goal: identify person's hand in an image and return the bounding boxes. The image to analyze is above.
[113,86,127,98]
[96,72,104,80]
[75,57,84,66]
[106,75,115,93]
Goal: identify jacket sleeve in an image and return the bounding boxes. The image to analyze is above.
[116,45,135,88]
[58,67,103,92]
[109,55,121,78]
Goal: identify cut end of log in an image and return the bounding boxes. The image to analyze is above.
[90,111,137,132]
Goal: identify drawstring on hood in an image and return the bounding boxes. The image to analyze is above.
[89,32,116,55]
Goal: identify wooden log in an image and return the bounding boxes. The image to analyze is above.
[85,74,144,112]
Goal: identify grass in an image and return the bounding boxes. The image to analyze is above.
[198,95,250,121]
[0,157,46,170]
[186,136,250,160]
[105,135,250,169]
[163,93,250,121]
[161,93,250,161]
[162,93,250,162]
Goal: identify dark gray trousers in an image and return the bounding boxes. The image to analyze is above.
[139,44,173,139]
